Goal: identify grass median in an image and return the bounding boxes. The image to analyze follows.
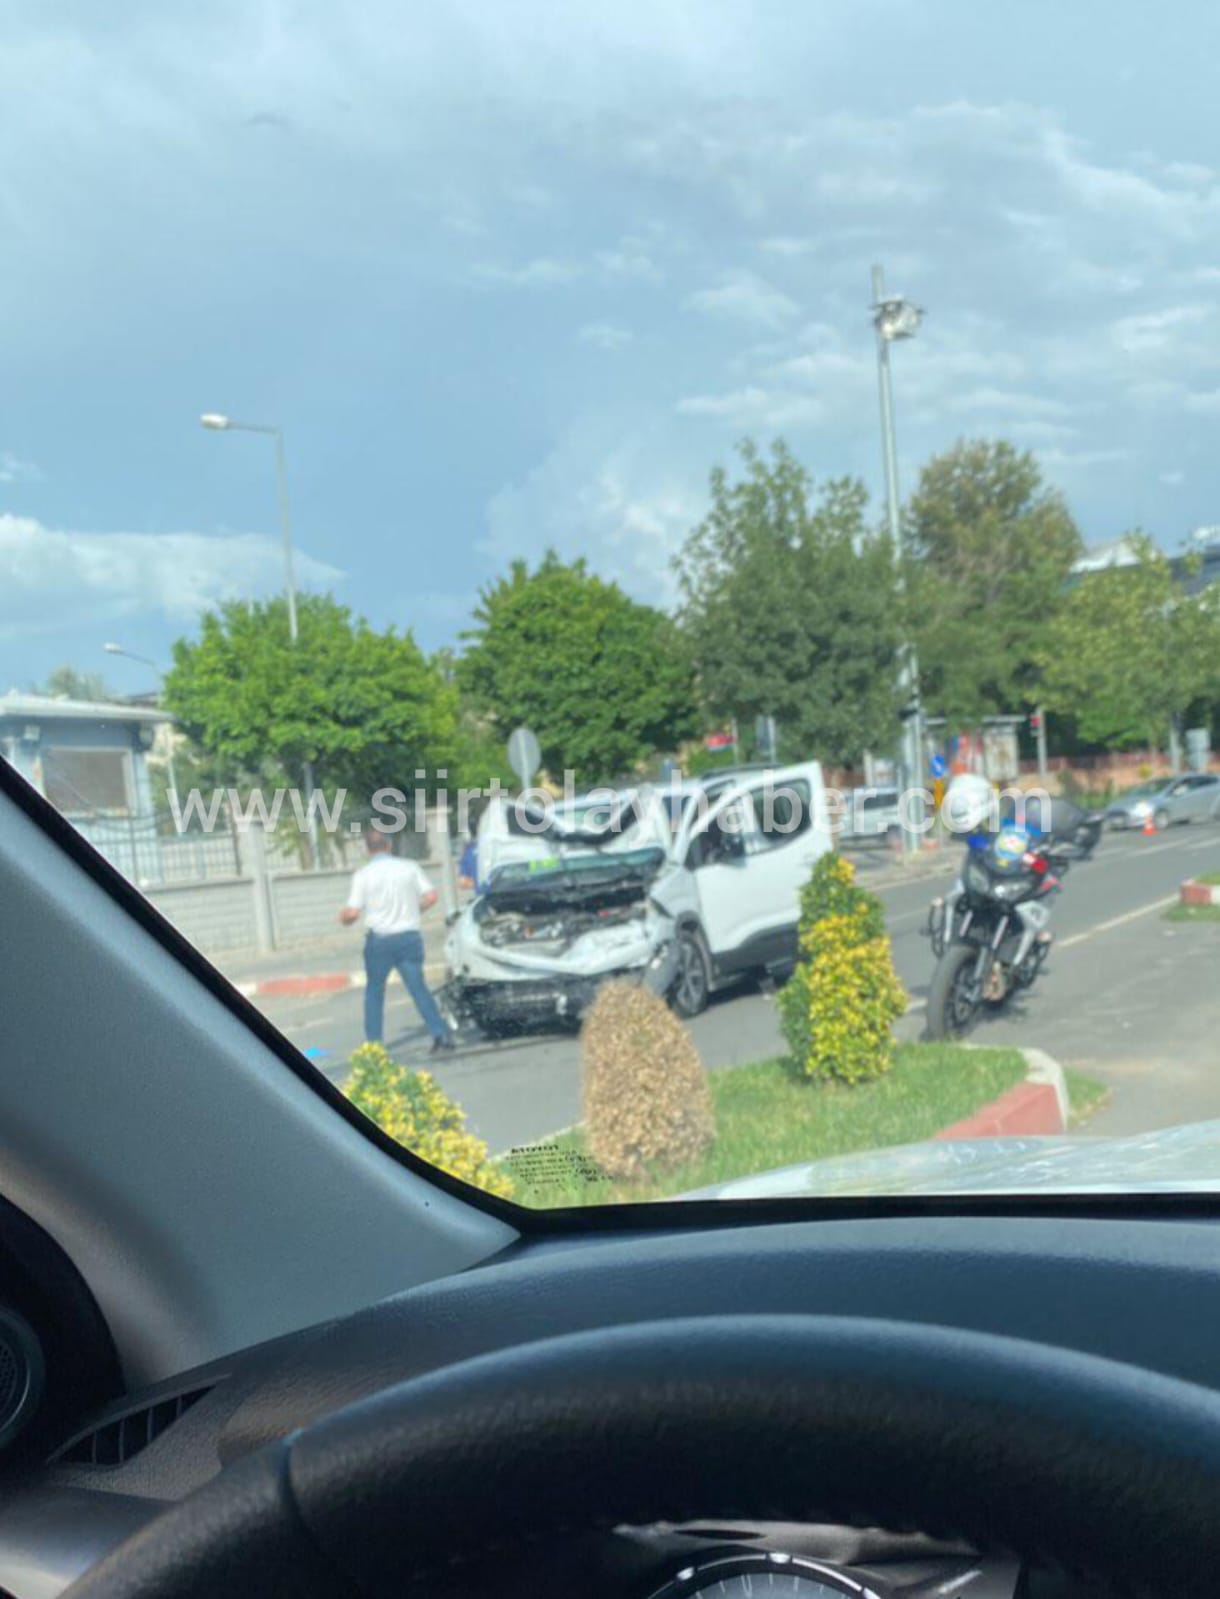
[503,1041,1028,1208]
[1165,874,1220,923]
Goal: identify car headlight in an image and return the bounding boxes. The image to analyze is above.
[1131,801,1151,816]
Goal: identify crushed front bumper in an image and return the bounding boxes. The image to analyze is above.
[441,918,679,1035]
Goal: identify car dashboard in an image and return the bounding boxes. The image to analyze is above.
[1,1208,1215,1596]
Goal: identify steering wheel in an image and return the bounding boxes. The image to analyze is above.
[65,1315,1220,1598]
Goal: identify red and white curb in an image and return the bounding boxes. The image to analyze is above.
[233,963,447,1000]
[934,1046,1068,1141]
[1180,877,1220,907]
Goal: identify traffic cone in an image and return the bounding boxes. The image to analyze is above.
[1142,812,1157,837]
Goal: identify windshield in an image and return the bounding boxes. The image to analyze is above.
[1122,781,1169,800]
[5,3,1220,1212]
[490,848,665,888]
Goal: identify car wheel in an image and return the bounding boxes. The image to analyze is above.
[1154,806,1171,831]
[669,927,710,1019]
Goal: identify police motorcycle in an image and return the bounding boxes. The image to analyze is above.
[924,775,1091,1040]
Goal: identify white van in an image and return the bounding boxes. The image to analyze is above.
[442,763,830,1035]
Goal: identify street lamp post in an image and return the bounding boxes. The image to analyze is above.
[870,263,926,857]
[201,413,319,866]
[102,642,181,818]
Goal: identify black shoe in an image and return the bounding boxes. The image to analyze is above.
[430,1033,456,1053]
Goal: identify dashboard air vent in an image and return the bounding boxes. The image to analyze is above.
[54,1385,212,1466]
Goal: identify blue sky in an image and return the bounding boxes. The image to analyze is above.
[3,0,1220,695]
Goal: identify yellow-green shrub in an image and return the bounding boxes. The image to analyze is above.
[778,852,906,1084]
[345,1043,513,1199]
[582,981,714,1181]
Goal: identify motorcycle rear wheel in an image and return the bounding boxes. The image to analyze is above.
[925,944,981,1040]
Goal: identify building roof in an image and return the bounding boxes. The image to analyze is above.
[0,691,173,726]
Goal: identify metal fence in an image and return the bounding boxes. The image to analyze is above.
[72,814,242,887]
[69,808,434,888]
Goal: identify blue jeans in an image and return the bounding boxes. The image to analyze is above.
[363,930,448,1044]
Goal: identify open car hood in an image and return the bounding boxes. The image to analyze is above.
[481,850,665,915]
[692,1120,1220,1200]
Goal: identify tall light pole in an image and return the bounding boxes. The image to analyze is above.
[871,264,926,856]
[201,412,319,866]
[102,642,180,818]
[200,414,299,640]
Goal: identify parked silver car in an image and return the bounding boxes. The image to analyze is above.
[839,785,901,846]
[1105,772,1220,830]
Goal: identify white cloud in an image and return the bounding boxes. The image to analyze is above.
[471,256,582,288]
[0,452,41,484]
[684,271,800,329]
[481,422,704,599]
[1110,304,1210,355]
[944,386,1075,419]
[1035,447,1129,472]
[1183,388,1220,417]
[677,386,826,428]
[1160,469,1186,487]
[0,514,340,640]
[1003,419,1080,443]
[577,322,634,350]
[596,242,662,281]
[758,236,818,257]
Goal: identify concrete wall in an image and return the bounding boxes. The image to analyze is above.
[268,869,352,947]
[147,878,260,955]
[146,863,432,957]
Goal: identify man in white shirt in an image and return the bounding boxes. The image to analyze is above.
[339,830,454,1051]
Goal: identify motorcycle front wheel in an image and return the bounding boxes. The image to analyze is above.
[925,944,981,1040]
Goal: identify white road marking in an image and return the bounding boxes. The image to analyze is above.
[1057,894,1179,950]
[909,890,1181,1015]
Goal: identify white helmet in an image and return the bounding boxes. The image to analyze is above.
[943,772,995,835]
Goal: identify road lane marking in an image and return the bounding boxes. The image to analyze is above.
[909,891,1179,1016]
[1057,894,1179,949]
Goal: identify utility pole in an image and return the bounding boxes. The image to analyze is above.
[871,263,926,857]
[202,413,320,867]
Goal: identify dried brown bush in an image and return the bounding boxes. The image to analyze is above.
[582,981,714,1181]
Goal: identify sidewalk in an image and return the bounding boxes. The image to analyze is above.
[842,838,955,889]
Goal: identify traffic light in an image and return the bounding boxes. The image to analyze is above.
[1030,712,1042,732]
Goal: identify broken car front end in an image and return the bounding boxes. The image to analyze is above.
[441,848,678,1035]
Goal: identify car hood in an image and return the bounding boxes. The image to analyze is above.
[480,853,665,915]
[691,1120,1220,1200]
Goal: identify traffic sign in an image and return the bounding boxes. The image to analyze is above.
[506,726,542,789]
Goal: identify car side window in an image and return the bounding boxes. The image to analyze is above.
[750,780,813,851]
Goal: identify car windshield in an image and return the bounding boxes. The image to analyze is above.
[5,3,1220,1212]
[1123,781,1169,800]
[490,848,665,889]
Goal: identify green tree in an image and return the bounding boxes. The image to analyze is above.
[1039,535,1220,750]
[457,553,699,784]
[674,439,902,767]
[40,665,114,701]
[165,594,456,798]
[905,439,1082,724]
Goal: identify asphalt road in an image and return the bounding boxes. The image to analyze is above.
[253,823,1220,1153]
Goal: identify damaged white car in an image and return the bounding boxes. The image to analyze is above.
[441,763,830,1036]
